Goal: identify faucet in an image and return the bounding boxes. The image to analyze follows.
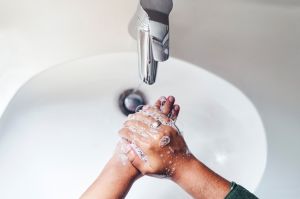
[129,0,173,85]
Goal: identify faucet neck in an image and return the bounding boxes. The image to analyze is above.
[129,0,173,85]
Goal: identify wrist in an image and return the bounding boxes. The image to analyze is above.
[171,154,231,199]
[171,154,198,183]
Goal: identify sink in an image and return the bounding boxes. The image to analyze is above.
[0,52,266,198]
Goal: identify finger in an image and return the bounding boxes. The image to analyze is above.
[124,120,149,131]
[125,116,161,137]
[127,150,149,175]
[127,149,138,162]
[127,112,156,126]
[170,104,180,121]
[118,138,132,154]
[161,96,175,116]
[118,127,150,146]
[154,99,161,109]
[142,106,171,124]
[118,127,134,142]
[154,96,167,109]
[123,120,152,138]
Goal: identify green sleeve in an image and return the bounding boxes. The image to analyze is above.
[225,182,259,199]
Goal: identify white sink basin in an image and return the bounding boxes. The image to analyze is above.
[0,52,266,198]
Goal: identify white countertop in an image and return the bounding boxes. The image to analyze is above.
[0,0,299,198]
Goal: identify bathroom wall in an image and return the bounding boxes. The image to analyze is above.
[0,0,299,198]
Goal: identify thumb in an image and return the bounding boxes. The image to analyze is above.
[127,149,148,175]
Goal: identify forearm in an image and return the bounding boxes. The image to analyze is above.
[80,155,140,199]
[172,155,230,199]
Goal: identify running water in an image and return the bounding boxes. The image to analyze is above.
[131,81,143,94]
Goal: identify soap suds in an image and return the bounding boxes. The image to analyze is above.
[159,136,171,147]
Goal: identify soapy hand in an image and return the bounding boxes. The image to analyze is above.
[119,96,192,178]
[82,95,234,199]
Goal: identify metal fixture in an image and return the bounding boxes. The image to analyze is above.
[129,0,173,85]
[118,89,147,116]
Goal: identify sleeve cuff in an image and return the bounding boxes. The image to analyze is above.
[225,182,259,199]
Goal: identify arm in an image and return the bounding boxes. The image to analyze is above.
[171,154,230,199]
[80,95,178,198]
[80,143,140,199]
[119,104,257,199]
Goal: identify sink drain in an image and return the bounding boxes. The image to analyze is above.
[118,89,147,116]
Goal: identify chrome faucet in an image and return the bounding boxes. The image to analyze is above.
[129,0,173,85]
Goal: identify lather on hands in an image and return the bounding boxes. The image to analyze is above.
[82,95,256,199]
[81,95,234,199]
[118,96,193,178]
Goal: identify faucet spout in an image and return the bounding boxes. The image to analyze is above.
[129,0,173,85]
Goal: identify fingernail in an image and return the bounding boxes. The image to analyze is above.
[174,105,179,111]
[168,96,175,103]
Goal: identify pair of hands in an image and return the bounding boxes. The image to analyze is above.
[116,96,192,180]
[81,95,231,199]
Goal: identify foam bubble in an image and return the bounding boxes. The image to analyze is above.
[159,136,171,147]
